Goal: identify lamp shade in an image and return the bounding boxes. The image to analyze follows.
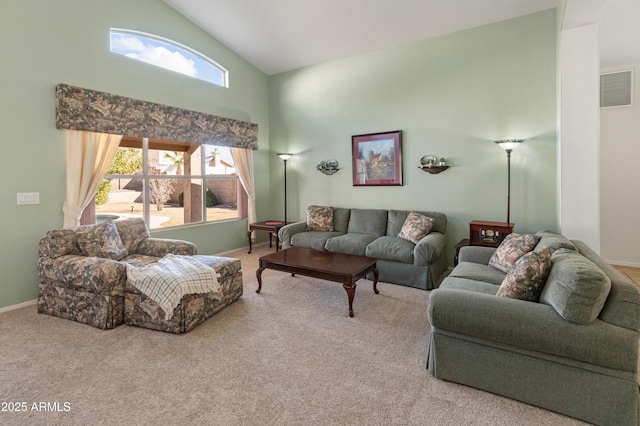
[278,153,293,161]
[494,139,524,151]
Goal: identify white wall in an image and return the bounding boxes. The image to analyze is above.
[560,21,601,250]
[600,64,640,266]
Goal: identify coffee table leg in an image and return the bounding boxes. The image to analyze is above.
[248,230,253,254]
[256,263,265,293]
[372,267,379,294]
[343,279,356,317]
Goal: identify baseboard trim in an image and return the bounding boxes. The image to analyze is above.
[608,260,640,268]
[216,242,269,256]
[0,299,37,314]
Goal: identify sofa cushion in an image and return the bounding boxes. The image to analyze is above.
[114,217,150,254]
[439,277,499,296]
[539,251,612,324]
[397,212,434,244]
[365,236,414,264]
[448,262,506,286]
[332,208,351,234]
[324,233,378,256]
[291,231,344,251]
[496,247,552,302]
[488,233,540,273]
[573,240,640,331]
[535,230,577,254]
[77,221,128,260]
[39,227,85,258]
[306,205,334,231]
[347,209,388,237]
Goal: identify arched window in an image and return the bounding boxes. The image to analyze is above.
[110,28,228,88]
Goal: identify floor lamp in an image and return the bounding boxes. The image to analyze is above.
[278,153,293,222]
[494,139,524,224]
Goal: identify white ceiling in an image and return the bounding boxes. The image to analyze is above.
[163,0,640,75]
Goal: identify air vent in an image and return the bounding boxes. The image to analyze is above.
[600,70,633,108]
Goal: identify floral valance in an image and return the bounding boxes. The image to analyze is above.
[55,84,258,150]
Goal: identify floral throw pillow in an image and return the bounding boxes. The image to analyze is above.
[496,247,552,302]
[77,220,128,260]
[489,233,541,273]
[306,205,334,231]
[397,212,434,244]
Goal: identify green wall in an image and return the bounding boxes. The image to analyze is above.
[0,0,270,309]
[268,9,558,263]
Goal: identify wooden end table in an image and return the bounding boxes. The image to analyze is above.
[248,220,291,254]
[256,247,379,317]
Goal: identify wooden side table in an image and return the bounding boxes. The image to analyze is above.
[248,221,291,254]
[469,220,514,248]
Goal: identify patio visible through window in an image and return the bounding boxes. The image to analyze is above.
[96,138,240,229]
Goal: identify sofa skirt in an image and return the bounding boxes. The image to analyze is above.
[37,285,125,329]
[428,328,640,426]
[372,255,448,290]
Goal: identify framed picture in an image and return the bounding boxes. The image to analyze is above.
[352,130,403,186]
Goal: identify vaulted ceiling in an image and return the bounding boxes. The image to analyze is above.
[164,0,640,75]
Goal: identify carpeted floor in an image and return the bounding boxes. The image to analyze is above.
[0,244,586,425]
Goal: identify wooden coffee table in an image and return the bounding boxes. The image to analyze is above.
[256,247,379,317]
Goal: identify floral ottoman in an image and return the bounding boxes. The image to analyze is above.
[124,255,242,333]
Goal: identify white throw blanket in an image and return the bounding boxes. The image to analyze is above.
[127,254,221,320]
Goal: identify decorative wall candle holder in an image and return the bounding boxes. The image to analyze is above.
[317,159,339,175]
[419,155,449,174]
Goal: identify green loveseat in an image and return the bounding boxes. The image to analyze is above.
[428,231,640,425]
[278,207,448,290]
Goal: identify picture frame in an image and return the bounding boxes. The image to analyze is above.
[352,130,403,186]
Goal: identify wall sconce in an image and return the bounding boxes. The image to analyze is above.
[316,159,339,175]
[419,155,449,174]
[494,139,524,224]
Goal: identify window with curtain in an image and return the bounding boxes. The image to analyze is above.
[95,137,247,230]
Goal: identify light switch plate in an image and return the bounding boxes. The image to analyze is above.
[17,192,40,205]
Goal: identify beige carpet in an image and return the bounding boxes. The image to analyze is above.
[0,244,585,426]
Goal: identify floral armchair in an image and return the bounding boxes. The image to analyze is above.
[37,217,196,329]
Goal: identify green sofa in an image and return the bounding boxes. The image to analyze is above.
[278,207,448,290]
[427,231,640,425]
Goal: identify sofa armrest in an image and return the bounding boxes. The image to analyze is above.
[413,232,446,265]
[38,255,127,294]
[136,238,197,257]
[458,245,495,265]
[428,289,638,372]
[278,221,307,248]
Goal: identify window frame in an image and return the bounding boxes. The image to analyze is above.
[101,137,241,230]
[109,28,229,88]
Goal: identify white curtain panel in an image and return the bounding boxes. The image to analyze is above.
[63,130,122,228]
[230,147,257,238]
